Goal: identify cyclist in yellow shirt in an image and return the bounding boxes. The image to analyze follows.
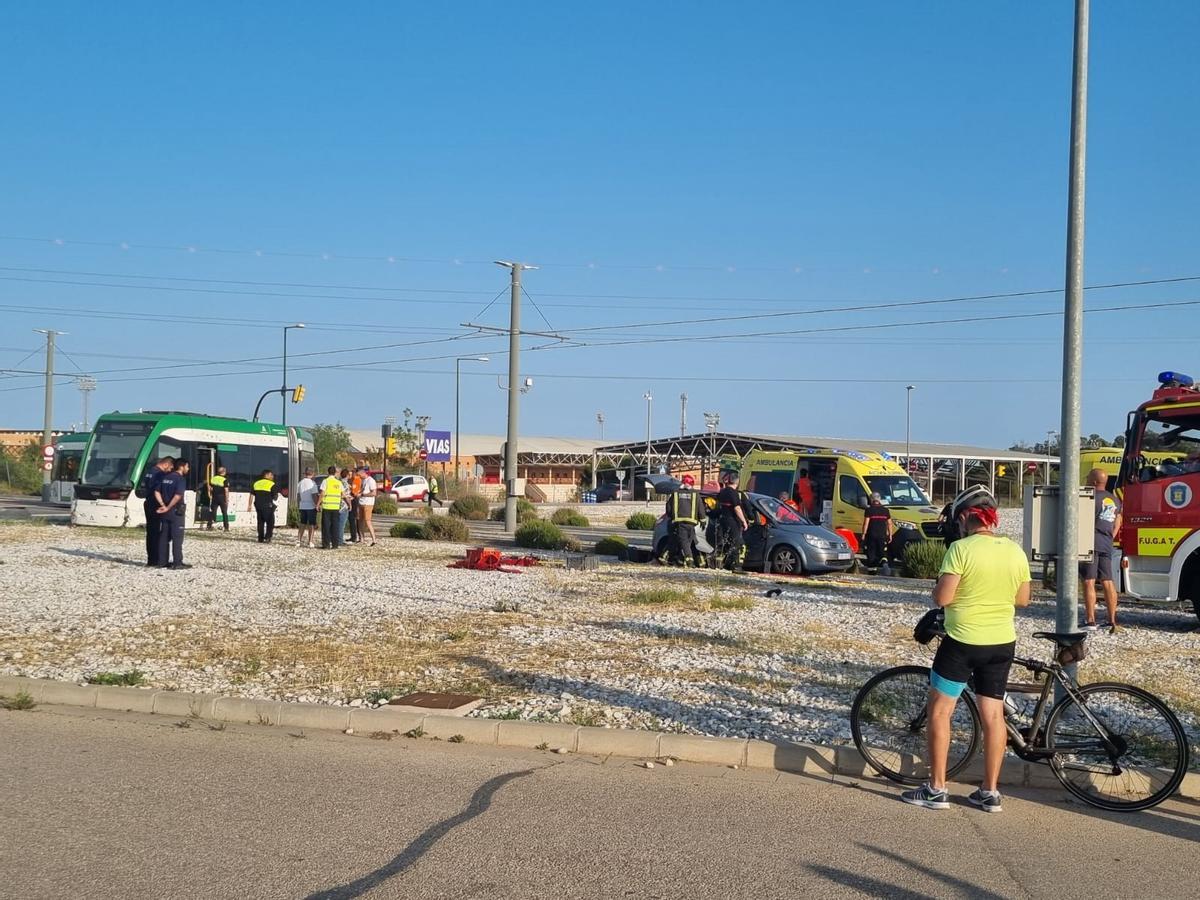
[902,486,1031,814]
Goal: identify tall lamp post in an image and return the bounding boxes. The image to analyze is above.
[703,411,720,486]
[643,392,653,492]
[282,323,305,427]
[905,385,915,467]
[455,355,488,480]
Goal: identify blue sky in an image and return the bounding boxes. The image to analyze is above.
[2,2,1198,449]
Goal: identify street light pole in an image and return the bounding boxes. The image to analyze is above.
[77,375,97,431]
[282,323,305,427]
[1056,0,1090,642]
[905,385,915,467]
[455,355,488,480]
[643,391,653,489]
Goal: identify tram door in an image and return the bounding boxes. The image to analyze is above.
[194,446,215,525]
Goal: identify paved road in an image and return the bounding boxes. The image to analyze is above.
[2,707,1196,899]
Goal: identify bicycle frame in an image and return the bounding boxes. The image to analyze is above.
[992,655,1124,770]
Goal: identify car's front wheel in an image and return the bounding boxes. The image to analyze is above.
[770,545,804,575]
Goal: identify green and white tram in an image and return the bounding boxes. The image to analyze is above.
[49,431,90,505]
[72,412,315,530]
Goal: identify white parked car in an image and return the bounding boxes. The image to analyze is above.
[389,474,430,502]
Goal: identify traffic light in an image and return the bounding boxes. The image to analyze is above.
[385,436,397,456]
[997,464,1007,478]
[291,385,306,404]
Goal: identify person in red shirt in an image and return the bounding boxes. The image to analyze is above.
[795,468,815,517]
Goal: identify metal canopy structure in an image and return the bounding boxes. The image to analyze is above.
[591,431,1059,503]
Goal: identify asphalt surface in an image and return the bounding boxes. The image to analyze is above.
[2,707,1196,900]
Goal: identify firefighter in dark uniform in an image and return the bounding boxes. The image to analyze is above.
[715,470,749,571]
[140,456,172,566]
[251,469,280,543]
[665,474,705,566]
[155,459,189,569]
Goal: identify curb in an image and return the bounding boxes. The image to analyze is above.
[2,675,1196,800]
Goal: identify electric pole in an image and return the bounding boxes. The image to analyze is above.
[35,329,65,502]
[495,261,537,533]
[679,392,688,437]
[1056,0,1091,642]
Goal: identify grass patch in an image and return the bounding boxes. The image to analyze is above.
[708,596,754,611]
[0,690,36,710]
[85,669,146,687]
[568,707,604,727]
[448,733,465,743]
[484,708,522,720]
[626,587,694,606]
[403,726,426,739]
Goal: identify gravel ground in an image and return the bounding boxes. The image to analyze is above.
[2,516,1197,757]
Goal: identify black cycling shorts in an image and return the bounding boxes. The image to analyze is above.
[930,635,1016,701]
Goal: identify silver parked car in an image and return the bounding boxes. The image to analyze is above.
[646,475,854,575]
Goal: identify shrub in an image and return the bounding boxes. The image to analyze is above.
[514,520,572,550]
[625,511,657,531]
[450,495,490,521]
[389,521,427,539]
[490,498,538,523]
[286,504,300,528]
[85,670,146,687]
[373,495,398,516]
[593,535,629,559]
[422,515,471,543]
[903,540,946,579]
[551,508,589,527]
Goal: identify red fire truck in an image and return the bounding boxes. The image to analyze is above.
[1115,371,1200,622]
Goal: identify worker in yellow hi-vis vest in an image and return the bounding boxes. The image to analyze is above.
[250,469,280,544]
[318,466,344,549]
[206,466,229,531]
[665,474,705,567]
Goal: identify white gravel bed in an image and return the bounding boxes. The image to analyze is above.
[1,520,1196,757]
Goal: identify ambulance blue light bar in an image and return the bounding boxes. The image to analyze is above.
[1158,371,1195,388]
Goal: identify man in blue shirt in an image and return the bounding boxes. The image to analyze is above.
[140,457,173,566]
[154,459,191,569]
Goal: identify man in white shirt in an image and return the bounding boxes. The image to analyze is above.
[356,465,378,546]
[296,467,318,548]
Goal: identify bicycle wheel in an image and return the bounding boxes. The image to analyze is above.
[850,665,981,786]
[1045,682,1189,812]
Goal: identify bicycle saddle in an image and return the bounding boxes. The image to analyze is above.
[1032,631,1087,646]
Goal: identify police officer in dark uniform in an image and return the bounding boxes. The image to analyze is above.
[251,469,280,543]
[715,471,749,571]
[155,459,190,569]
[665,474,704,566]
[140,456,172,566]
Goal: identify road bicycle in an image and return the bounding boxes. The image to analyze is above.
[849,626,1190,811]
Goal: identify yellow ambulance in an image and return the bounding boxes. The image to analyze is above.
[739,449,942,540]
[1079,447,1183,491]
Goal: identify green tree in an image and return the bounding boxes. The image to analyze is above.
[0,441,44,495]
[311,423,354,471]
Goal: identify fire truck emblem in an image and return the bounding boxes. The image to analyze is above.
[1165,481,1193,510]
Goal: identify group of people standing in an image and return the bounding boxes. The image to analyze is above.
[663,471,750,571]
[293,465,379,550]
[139,456,191,569]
